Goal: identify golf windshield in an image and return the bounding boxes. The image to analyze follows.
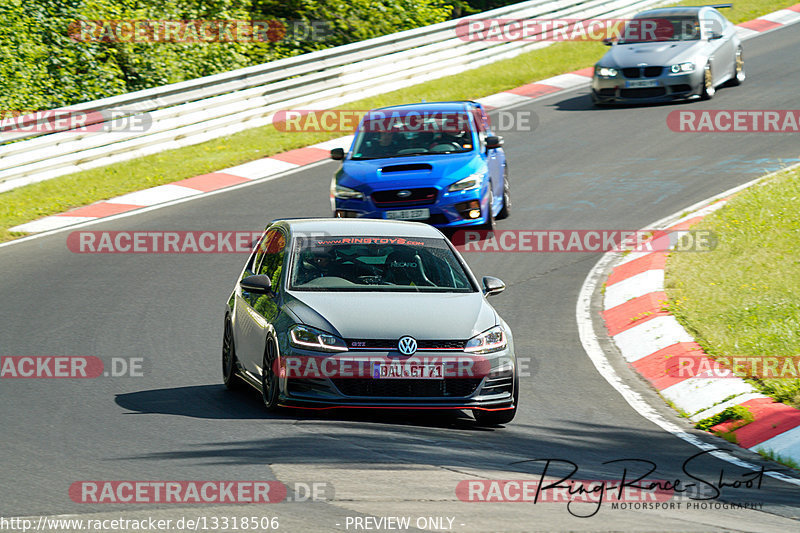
[351,112,475,160]
[290,236,476,292]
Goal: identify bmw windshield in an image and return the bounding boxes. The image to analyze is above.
[618,16,702,44]
[350,112,475,160]
[289,235,476,292]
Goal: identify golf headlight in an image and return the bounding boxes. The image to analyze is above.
[670,62,695,73]
[595,66,618,78]
[465,326,507,354]
[290,325,348,352]
[449,173,482,192]
[331,182,364,200]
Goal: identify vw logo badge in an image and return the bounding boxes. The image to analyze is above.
[398,336,417,355]
[397,190,412,198]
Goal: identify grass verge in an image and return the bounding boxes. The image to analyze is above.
[1,0,797,243]
[666,164,800,409]
[757,448,800,470]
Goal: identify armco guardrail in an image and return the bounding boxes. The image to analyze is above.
[0,0,667,193]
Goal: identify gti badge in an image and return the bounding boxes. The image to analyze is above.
[397,336,417,355]
[397,190,412,198]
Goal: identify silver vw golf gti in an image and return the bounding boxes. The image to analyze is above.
[222,218,518,425]
[592,5,745,105]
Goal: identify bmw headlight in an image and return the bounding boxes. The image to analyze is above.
[670,62,695,73]
[465,326,507,354]
[290,325,348,352]
[448,173,483,192]
[595,66,618,78]
[331,182,364,200]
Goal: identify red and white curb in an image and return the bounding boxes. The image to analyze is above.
[10,136,353,233]
[601,165,800,465]
[10,4,799,235]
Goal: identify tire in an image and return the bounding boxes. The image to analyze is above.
[222,316,244,390]
[473,373,519,426]
[478,190,496,235]
[700,63,715,100]
[729,47,745,86]
[261,337,281,412]
[496,168,511,220]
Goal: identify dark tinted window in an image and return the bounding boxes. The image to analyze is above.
[289,236,475,292]
[351,112,475,159]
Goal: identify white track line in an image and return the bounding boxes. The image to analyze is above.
[576,163,800,487]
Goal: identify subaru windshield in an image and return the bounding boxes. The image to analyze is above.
[350,112,475,160]
[289,236,476,292]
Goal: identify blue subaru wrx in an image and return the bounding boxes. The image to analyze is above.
[329,101,510,230]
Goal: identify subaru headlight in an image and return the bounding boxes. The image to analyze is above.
[448,173,483,192]
[595,66,618,78]
[331,182,364,200]
[464,326,507,354]
[670,62,695,73]
[290,325,348,352]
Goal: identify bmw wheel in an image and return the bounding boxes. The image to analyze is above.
[701,63,715,100]
[261,337,280,411]
[729,47,745,86]
[222,316,243,390]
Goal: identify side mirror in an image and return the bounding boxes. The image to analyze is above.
[708,31,723,40]
[240,274,272,295]
[485,136,503,150]
[482,276,505,296]
[330,148,345,160]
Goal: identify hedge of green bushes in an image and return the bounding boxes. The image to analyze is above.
[0,0,519,112]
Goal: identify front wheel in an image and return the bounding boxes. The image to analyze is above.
[729,47,745,86]
[478,190,496,234]
[700,63,715,100]
[222,316,244,390]
[496,169,511,220]
[261,338,281,412]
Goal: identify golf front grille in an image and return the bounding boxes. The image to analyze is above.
[332,378,482,397]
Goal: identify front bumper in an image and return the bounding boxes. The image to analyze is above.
[333,187,491,228]
[275,347,516,410]
[591,70,704,104]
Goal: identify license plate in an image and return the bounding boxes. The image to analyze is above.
[373,363,443,379]
[626,79,659,88]
[385,208,430,220]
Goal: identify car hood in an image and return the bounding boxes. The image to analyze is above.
[284,290,496,341]
[601,40,701,67]
[339,153,484,192]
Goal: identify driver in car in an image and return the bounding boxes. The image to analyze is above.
[359,127,408,157]
[429,129,468,151]
[296,250,342,284]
